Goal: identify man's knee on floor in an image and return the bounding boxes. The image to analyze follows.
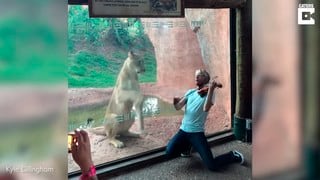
[165,148,180,159]
[165,148,174,158]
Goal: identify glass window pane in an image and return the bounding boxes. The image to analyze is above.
[68,6,230,173]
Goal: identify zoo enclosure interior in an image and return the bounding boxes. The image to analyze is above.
[67,3,233,175]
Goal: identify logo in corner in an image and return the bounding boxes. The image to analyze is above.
[298,4,315,25]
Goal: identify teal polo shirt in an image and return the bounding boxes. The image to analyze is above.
[180,89,215,133]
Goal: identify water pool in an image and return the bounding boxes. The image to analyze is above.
[68,95,183,131]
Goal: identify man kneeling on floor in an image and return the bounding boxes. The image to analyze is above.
[166,69,244,171]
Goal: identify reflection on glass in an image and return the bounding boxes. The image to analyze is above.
[142,96,160,117]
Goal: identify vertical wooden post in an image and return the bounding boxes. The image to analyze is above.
[233,0,252,141]
[302,1,320,178]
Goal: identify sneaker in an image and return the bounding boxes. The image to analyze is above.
[180,152,192,157]
[180,148,192,157]
[232,150,244,165]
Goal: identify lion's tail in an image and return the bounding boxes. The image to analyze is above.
[88,127,107,136]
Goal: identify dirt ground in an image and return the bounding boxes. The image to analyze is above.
[68,84,230,172]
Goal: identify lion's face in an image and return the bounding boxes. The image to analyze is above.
[128,51,145,74]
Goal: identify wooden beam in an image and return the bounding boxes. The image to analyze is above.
[68,0,88,5]
[184,0,246,8]
[68,0,246,8]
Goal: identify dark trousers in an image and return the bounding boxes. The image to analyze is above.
[166,129,236,171]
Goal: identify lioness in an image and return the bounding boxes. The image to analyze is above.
[91,51,145,148]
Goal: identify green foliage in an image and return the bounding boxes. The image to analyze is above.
[112,51,127,60]
[68,51,116,87]
[0,17,66,83]
[68,5,157,88]
[140,52,157,82]
[68,6,151,53]
[68,50,156,88]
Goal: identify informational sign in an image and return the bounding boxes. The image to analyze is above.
[89,0,184,17]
